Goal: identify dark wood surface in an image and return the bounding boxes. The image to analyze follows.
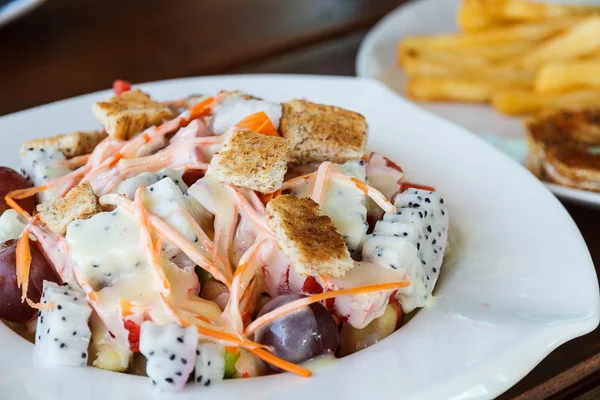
[1,1,599,398]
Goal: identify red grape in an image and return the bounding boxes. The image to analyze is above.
[0,167,36,214]
[0,239,61,323]
[254,294,338,368]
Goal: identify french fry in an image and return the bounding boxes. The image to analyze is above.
[462,0,596,22]
[408,77,527,103]
[535,61,600,93]
[458,5,505,32]
[401,54,535,87]
[493,88,600,115]
[507,16,600,68]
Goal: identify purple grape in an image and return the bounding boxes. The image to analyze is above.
[255,294,338,369]
[0,239,61,323]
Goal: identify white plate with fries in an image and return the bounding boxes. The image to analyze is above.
[357,0,600,207]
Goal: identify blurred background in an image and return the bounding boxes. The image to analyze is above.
[1,0,600,399]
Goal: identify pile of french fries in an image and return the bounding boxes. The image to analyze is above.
[398,0,600,115]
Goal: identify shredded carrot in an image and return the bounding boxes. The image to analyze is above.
[189,96,216,120]
[134,187,172,293]
[257,189,282,206]
[227,186,275,238]
[330,172,396,213]
[26,299,56,310]
[351,177,369,194]
[15,228,32,302]
[310,161,332,204]
[120,299,134,317]
[228,238,267,333]
[225,346,239,355]
[281,173,314,191]
[4,195,31,219]
[60,154,91,168]
[249,348,312,377]
[235,111,279,136]
[244,281,410,335]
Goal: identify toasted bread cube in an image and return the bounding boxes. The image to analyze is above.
[280,100,368,164]
[20,130,107,159]
[266,195,354,277]
[37,182,102,235]
[92,89,173,140]
[205,129,290,194]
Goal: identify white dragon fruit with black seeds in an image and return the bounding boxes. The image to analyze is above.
[139,321,198,392]
[291,161,368,255]
[117,168,187,199]
[362,188,448,312]
[34,281,92,367]
[194,342,225,387]
[20,146,71,202]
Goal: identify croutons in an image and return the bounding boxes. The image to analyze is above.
[280,100,368,164]
[37,182,102,235]
[20,130,107,159]
[92,89,173,140]
[205,128,290,194]
[266,195,354,277]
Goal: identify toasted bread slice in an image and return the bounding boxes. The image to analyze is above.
[525,107,600,191]
[544,147,600,191]
[205,128,290,194]
[280,100,367,164]
[20,130,107,159]
[37,182,102,235]
[266,195,354,277]
[526,107,600,146]
[92,89,173,140]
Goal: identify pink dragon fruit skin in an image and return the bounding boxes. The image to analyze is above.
[139,321,198,392]
[34,281,92,367]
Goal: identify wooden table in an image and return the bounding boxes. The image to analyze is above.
[1,0,598,398]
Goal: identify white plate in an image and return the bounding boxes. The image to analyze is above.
[356,0,600,208]
[0,75,598,400]
[0,0,45,28]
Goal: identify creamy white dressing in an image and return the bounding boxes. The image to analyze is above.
[0,209,26,242]
[20,146,71,202]
[210,98,282,135]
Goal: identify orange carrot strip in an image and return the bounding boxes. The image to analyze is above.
[60,154,91,168]
[235,112,279,136]
[15,228,32,301]
[281,173,315,191]
[120,299,134,317]
[134,186,172,294]
[228,238,268,332]
[225,346,239,355]
[256,189,282,206]
[4,195,31,219]
[190,96,216,120]
[330,172,396,213]
[227,186,274,238]
[310,162,332,204]
[244,281,410,335]
[249,348,312,378]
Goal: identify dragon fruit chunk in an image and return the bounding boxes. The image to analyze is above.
[139,322,198,392]
[20,146,70,202]
[362,188,448,312]
[34,281,92,367]
[194,342,226,387]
